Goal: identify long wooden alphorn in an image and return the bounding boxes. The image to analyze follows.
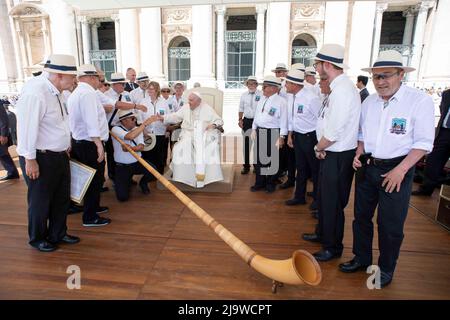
[110,131,322,289]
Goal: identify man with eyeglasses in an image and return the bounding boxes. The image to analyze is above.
[160,84,172,101]
[308,44,361,263]
[339,50,435,288]
[111,110,158,201]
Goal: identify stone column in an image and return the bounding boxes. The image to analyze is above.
[111,14,122,73]
[371,2,388,65]
[402,7,415,45]
[255,4,266,81]
[80,16,91,64]
[139,8,164,80]
[119,9,140,73]
[46,0,78,58]
[410,1,435,81]
[190,5,215,87]
[0,0,19,91]
[41,19,51,59]
[215,5,226,89]
[264,2,291,75]
[91,21,99,51]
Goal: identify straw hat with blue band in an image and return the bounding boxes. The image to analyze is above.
[314,44,348,69]
[261,75,282,87]
[43,54,77,75]
[136,72,149,81]
[117,109,138,121]
[77,64,99,77]
[244,75,258,86]
[110,72,127,83]
[271,63,288,73]
[291,63,306,72]
[305,66,317,76]
[361,50,415,73]
[282,69,305,86]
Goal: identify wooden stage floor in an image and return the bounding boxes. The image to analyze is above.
[0,164,449,300]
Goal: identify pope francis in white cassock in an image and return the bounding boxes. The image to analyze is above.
[161,92,224,188]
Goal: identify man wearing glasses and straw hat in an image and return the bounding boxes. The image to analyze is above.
[338,50,435,288]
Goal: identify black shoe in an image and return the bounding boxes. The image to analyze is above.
[339,258,369,273]
[96,206,109,214]
[139,181,150,195]
[279,181,295,189]
[309,201,318,211]
[101,186,109,192]
[250,185,265,192]
[32,241,57,252]
[380,271,393,288]
[68,204,83,215]
[241,167,250,175]
[411,189,433,196]
[302,233,322,243]
[0,174,20,181]
[307,191,314,198]
[311,211,319,220]
[53,234,80,245]
[285,198,306,206]
[83,217,111,227]
[266,185,276,193]
[313,249,341,262]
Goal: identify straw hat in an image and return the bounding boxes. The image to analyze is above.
[117,109,138,121]
[77,64,98,77]
[261,75,282,87]
[136,72,149,81]
[315,44,348,69]
[43,54,77,75]
[271,63,288,73]
[110,72,127,83]
[244,76,258,86]
[305,66,317,76]
[361,50,415,73]
[173,81,185,88]
[291,63,306,72]
[283,69,305,86]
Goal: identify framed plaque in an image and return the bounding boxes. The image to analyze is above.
[70,160,96,204]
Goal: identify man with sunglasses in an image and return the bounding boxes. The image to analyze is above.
[339,50,435,288]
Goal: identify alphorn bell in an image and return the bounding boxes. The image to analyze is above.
[110,131,322,292]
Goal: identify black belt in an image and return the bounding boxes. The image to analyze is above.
[369,155,406,166]
[36,149,67,155]
[72,139,105,146]
[116,162,137,167]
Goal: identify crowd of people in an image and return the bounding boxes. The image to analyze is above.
[0,42,449,290]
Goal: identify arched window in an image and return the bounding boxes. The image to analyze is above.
[168,36,191,82]
[291,33,317,67]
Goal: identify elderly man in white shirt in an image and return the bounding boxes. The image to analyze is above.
[159,92,224,188]
[130,72,150,104]
[338,50,435,288]
[68,64,111,227]
[238,76,262,175]
[305,44,361,262]
[251,75,288,193]
[16,54,80,252]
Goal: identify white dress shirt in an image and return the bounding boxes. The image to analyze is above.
[252,93,288,136]
[359,84,435,159]
[278,81,288,100]
[68,82,109,142]
[316,73,361,152]
[167,95,185,112]
[304,82,322,99]
[104,89,132,125]
[111,125,144,164]
[288,87,321,134]
[16,75,71,159]
[130,87,147,104]
[239,90,263,119]
[96,89,115,106]
[140,96,170,136]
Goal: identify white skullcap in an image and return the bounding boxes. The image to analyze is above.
[190,91,202,100]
